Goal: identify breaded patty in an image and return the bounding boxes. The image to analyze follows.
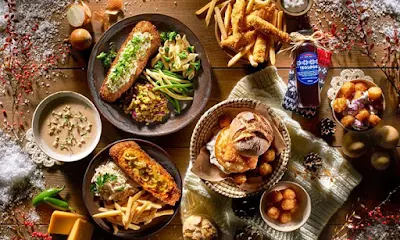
[100,21,161,103]
[214,127,259,174]
[109,141,181,206]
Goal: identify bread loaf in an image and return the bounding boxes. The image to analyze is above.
[229,111,274,157]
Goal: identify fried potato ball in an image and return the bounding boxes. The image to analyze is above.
[259,163,273,176]
[266,206,280,220]
[281,199,297,211]
[355,109,370,121]
[279,211,292,224]
[368,87,383,101]
[219,115,232,128]
[289,204,299,213]
[368,114,382,126]
[355,82,369,92]
[333,97,347,113]
[268,190,283,203]
[353,91,363,100]
[340,115,355,128]
[261,149,276,163]
[282,188,296,200]
[340,82,356,98]
[233,174,247,185]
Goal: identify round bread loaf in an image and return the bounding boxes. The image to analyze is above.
[229,111,274,157]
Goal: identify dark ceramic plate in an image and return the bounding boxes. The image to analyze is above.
[88,14,211,136]
[82,139,182,239]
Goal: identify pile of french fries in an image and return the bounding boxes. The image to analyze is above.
[92,190,174,234]
[196,0,289,67]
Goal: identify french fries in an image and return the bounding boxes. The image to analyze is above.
[93,192,174,234]
[197,0,288,67]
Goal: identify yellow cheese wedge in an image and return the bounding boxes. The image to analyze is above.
[67,218,95,240]
[48,211,87,235]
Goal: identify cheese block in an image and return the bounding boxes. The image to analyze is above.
[48,211,87,235]
[67,218,95,240]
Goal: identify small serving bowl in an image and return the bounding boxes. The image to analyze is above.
[259,181,311,232]
[276,0,314,17]
[32,91,102,162]
[331,79,386,132]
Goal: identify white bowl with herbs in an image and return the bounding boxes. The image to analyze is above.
[32,91,102,162]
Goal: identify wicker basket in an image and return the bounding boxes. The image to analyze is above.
[190,98,291,198]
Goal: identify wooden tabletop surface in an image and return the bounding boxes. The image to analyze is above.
[2,1,400,239]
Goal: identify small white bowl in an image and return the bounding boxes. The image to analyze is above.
[259,181,311,232]
[32,91,102,162]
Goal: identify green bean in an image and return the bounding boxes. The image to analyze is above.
[32,186,65,206]
[43,197,73,211]
[153,83,192,91]
[162,70,183,79]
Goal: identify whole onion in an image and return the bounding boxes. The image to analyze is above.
[69,28,92,50]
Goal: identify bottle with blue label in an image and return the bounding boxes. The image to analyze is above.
[295,32,320,107]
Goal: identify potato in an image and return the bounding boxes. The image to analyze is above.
[368,87,382,101]
[266,206,280,220]
[355,82,368,92]
[233,174,247,185]
[340,115,355,128]
[282,188,296,200]
[259,163,273,176]
[281,199,297,211]
[218,115,232,128]
[261,149,276,163]
[355,109,370,121]
[279,211,292,224]
[268,190,283,203]
[333,97,347,113]
[340,82,355,98]
[368,114,381,126]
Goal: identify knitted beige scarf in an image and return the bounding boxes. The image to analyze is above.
[181,66,362,240]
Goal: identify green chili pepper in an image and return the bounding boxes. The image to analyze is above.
[43,197,73,211]
[32,185,65,206]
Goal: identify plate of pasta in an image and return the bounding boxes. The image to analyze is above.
[88,14,211,136]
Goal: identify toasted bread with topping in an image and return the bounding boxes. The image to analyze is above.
[100,21,161,102]
[109,141,181,206]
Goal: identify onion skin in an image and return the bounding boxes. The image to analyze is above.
[67,2,92,27]
[70,28,92,50]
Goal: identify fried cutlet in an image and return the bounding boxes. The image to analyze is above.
[109,141,181,206]
[100,21,161,102]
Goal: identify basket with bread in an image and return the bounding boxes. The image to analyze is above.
[196,0,288,67]
[190,98,291,198]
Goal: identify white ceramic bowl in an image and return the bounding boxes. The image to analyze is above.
[259,181,311,232]
[32,91,102,162]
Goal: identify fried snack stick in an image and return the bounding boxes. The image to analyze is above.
[268,10,277,65]
[245,15,290,43]
[253,34,267,63]
[221,30,257,51]
[231,0,247,34]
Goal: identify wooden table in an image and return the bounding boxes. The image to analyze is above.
[2,1,400,239]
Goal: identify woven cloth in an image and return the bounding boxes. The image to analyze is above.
[180,66,362,240]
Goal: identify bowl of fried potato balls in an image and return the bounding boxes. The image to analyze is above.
[260,181,311,232]
[332,79,385,132]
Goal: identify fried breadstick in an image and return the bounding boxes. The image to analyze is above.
[221,30,257,51]
[253,34,267,63]
[245,15,290,43]
[231,0,247,34]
